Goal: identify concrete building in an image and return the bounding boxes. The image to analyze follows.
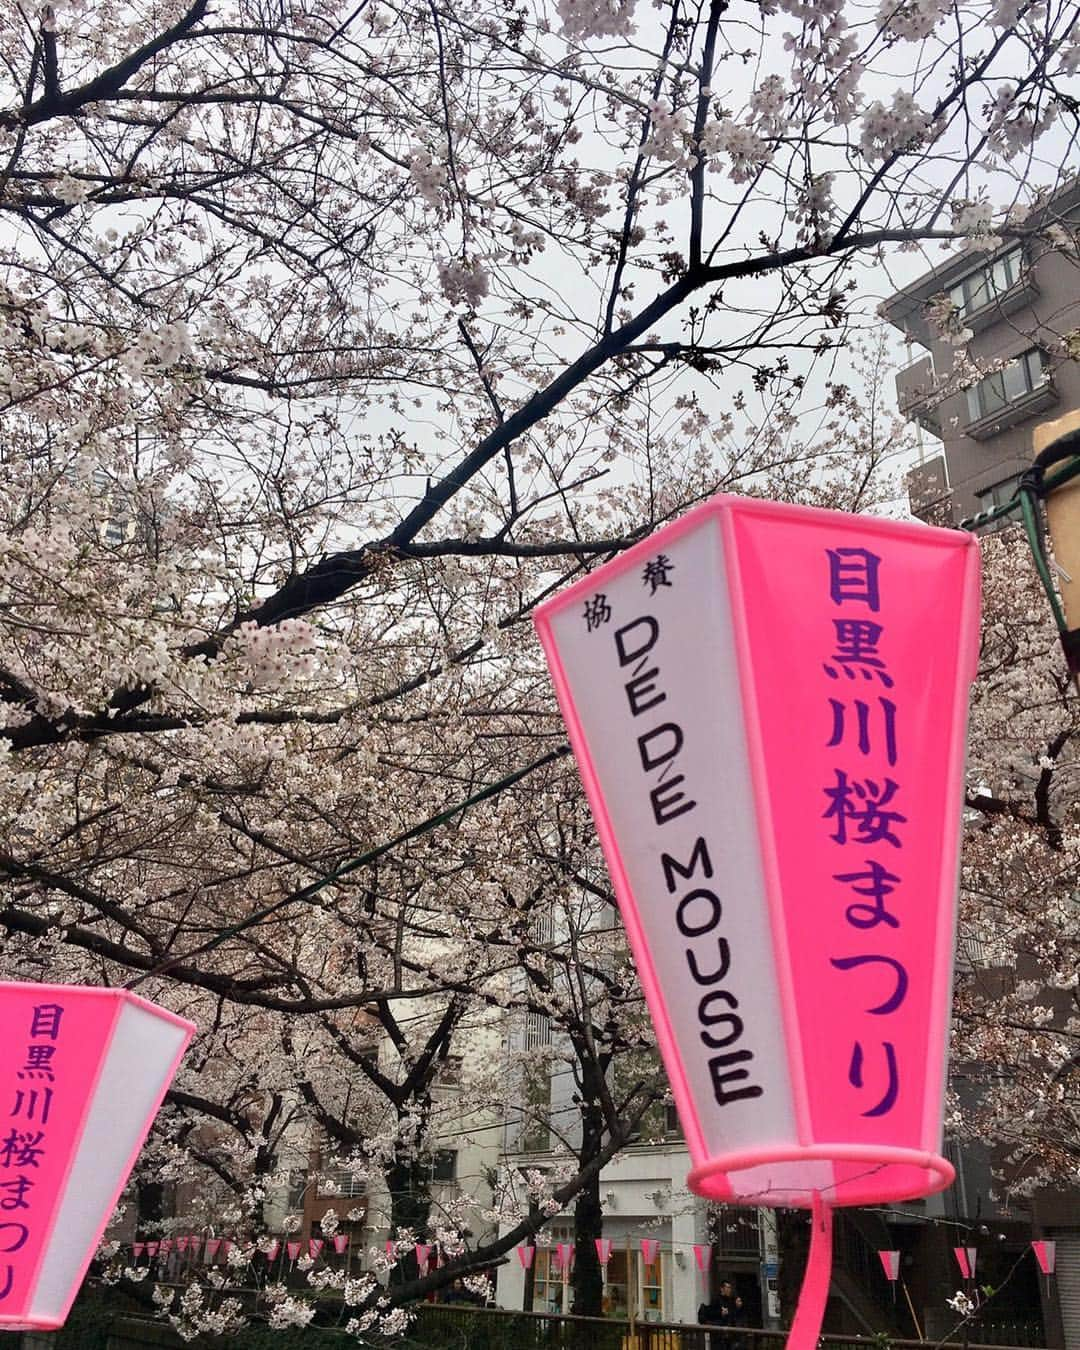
[882,179,1080,526]
[883,185,1080,1350]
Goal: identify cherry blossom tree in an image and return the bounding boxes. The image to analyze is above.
[0,0,1078,1334]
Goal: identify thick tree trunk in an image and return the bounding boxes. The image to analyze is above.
[385,1156,433,1287]
[571,1098,605,1316]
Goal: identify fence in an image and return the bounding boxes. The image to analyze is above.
[17,1290,1050,1350]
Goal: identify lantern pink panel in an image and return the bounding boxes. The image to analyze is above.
[535,496,980,1211]
[0,982,194,1330]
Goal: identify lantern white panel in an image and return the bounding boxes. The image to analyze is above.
[31,998,191,1321]
[545,517,803,1176]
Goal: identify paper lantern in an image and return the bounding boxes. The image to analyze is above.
[146,1241,159,1258]
[132,1243,145,1259]
[0,981,194,1331]
[879,1250,900,1281]
[595,1238,612,1266]
[555,1242,574,1278]
[176,1237,189,1253]
[641,1239,660,1268]
[535,495,980,1346]
[693,1244,711,1273]
[159,1239,173,1255]
[204,1238,221,1261]
[332,1234,349,1255]
[286,1240,302,1262]
[309,1238,324,1259]
[187,1236,202,1254]
[516,1244,535,1269]
[1033,1241,1056,1276]
[415,1243,431,1275]
[954,1246,976,1280]
[265,1239,281,1261]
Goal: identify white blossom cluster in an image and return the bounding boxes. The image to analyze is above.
[859,90,932,160]
[555,0,635,40]
[409,148,448,208]
[437,257,491,307]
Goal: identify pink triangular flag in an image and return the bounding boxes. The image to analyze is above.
[159,1238,173,1254]
[266,1239,281,1261]
[556,1242,574,1277]
[595,1238,612,1265]
[309,1238,324,1259]
[517,1244,535,1269]
[188,1236,202,1254]
[286,1240,302,1261]
[416,1243,431,1275]
[204,1238,221,1260]
[641,1238,660,1267]
[879,1250,900,1281]
[1033,1241,1056,1276]
[332,1234,349,1254]
[953,1246,974,1279]
[132,1242,145,1258]
[693,1244,711,1273]
[146,1241,159,1257]
[176,1237,189,1253]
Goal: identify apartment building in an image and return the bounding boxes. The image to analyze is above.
[882,179,1080,525]
[883,184,1080,1350]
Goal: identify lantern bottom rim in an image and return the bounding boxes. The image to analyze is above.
[687,1143,955,1208]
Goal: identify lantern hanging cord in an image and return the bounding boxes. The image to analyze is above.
[959,428,1080,674]
[786,1193,833,1350]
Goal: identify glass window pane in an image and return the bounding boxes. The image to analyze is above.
[965,271,990,312]
[980,371,1007,414]
[966,387,981,422]
[1002,359,1027,402]
[1025,349,1045,386]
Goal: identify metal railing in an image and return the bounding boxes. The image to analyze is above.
[412,1305,1047,1350]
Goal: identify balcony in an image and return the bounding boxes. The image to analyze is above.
[905,456,953,526]
[894,355,941,435]
[964,372,1059,441]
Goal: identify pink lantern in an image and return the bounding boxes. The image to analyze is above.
[309,1239,324,1259]
[146,1242,159,1257]
[693,1244,711,1273]
[555,1242,574,1277]
[204,1238,221,1261]
[641,1239,660,1268]
[159,1239,173,1255]
[954,1247,976,1280]
[132,1243,145,1259]
[516,1245,535,1269]
[1033,1241,1056,1276]
[286,1241,302,1262]
[386,1239,396,1259]
[187,1236,202,1255]
[332,1234,349,1255]
[595,1238,612,1266]
[266,1240,281,1262]
[879,1250,900,1281]
[0,984,193,1332]
[176,1237,189,1254]
[415,1243,431,1275]
[535,496,980,1350]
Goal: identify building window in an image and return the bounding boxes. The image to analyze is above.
[434,1055,462,1088]
[316,1166,366,1199]
[641,1251,665,1322]
[948,246,1024,318]
[533,1242,570,1314]
[974,476,1021,531]
[428,1149,457,1184]
[965,349,1047,423]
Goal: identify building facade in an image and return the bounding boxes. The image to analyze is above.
[882,180,1080,526]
